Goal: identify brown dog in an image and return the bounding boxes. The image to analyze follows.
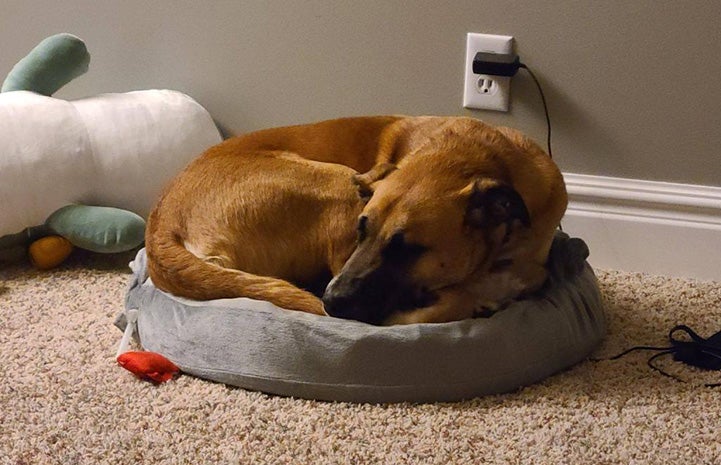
[145,116,567,324]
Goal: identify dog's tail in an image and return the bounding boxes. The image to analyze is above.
[144,215,325,315]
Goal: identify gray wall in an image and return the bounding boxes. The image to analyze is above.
[2,0,720,186]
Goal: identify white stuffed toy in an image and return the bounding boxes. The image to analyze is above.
[0,34,221,268]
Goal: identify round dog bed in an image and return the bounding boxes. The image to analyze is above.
[117,232,605,403]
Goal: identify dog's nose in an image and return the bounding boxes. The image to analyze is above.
[322,293,377,324]
[322,294,356,319]
[324,276,364,320]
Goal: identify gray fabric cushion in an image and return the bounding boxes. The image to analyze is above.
[118,233,605,403]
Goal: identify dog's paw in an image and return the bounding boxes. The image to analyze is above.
[548,232,590,279]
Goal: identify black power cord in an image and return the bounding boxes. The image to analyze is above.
[472,52,553,159]
[593,325,721,387]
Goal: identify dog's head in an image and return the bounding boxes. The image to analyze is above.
[322,154,532,325]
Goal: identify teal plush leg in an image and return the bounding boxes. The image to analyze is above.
[46,205,145,254]
[1,33,90,96]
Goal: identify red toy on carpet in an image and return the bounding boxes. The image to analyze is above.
[117,351,179,383]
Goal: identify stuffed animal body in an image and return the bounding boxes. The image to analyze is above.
[0,34,221,265]
[0,89,220,237]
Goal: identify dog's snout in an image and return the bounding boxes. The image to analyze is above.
[322,293,352,318]
[322,292,374,325]
[323,275,379,324]
[324,245,428,324]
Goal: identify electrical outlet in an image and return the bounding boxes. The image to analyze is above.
[463,33,514,111]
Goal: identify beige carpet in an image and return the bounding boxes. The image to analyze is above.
[2,250,721,464]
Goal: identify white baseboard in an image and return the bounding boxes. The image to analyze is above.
[561,173,721,281]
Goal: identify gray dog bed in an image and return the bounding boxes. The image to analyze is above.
[117,232,605,403]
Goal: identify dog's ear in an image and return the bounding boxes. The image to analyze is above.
[353,163,397,201]
[464,180,531,229]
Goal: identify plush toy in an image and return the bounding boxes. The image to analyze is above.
[0,34,222,268]
[117,351,180,384]
[116,308,180,384]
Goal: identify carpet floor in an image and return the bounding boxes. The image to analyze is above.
[1,250,720,464]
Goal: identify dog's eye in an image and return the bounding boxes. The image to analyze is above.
[357,216,368,242]
[383,232,426,260]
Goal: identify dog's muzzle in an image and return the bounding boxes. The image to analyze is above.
[322,274,438,325]
[322,275,387,325]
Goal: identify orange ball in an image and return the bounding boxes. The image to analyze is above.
[28,236,74,270]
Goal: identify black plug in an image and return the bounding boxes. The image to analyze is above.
[472,52,554,160]
[472,52,553,160]
[472,52,521,77]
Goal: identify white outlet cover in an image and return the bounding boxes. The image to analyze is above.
[463,33,514,112]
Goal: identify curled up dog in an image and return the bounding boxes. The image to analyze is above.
[145,116,567,324]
